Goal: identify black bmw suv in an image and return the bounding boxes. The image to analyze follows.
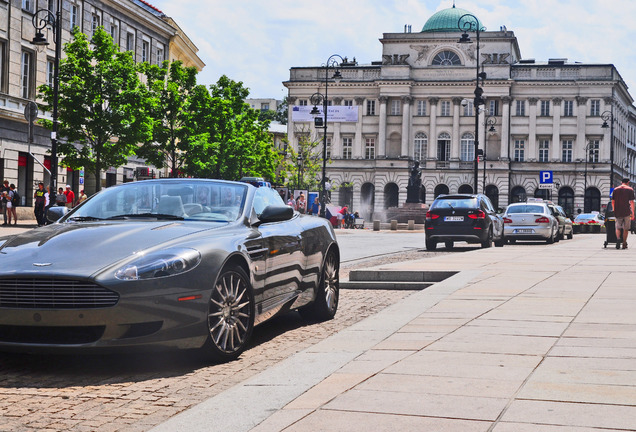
[425,194,505,250]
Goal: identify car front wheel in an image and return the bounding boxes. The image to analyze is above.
[426,240,437,251]
[299,249,339,321]
[202,265,255,362]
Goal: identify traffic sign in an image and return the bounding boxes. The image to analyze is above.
[540,171,553,184]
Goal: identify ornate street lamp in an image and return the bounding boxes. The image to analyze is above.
[31,0,61,195]
[310,54,345,218]
[482,116,496,192]
[601,110,615,191]
[458,14,486,193]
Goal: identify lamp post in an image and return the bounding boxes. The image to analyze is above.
[296,154,303,190]
[482,116,496,192]
[458,14,487,194]
[583,141,596,212]
[31,0,61,195]
[601,110,615,192]
[310,54,345,218]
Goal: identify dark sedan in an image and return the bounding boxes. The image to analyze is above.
[425,194,505,250]
[0,179,340,362]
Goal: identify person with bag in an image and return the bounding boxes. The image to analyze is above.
[1,180,8,225]
[611,177,635,249]
[7,184,18,225]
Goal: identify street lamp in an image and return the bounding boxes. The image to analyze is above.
[31,0,61,195]
[458,14,487,193]
[482,116,496,192]
[601,110,615,191]
[583,141,596,212]
[310,54,345,218]
[296,154,303,190]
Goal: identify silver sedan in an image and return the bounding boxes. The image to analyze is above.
[503,202,559,244]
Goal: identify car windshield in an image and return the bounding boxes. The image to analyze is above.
[506,204,545,214]
[431,198,477,209]
[62,180,248,223]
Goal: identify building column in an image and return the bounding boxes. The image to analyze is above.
[528,98,538,160]
[332,97,342,158]
[451,97,461,160]
[428,97,439,160]
[501,96,511,160]
[551,97,562,161]
[378,96,388,158]
[576,97,588,161]
[353,97,365,158]
[401,96,412,157]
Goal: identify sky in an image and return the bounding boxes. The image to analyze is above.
[151,0,636,101]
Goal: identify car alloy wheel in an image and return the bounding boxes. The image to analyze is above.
[299,249,339,321]
[203,265,254,362]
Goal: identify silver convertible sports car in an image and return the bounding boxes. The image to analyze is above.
[0,179,340,362]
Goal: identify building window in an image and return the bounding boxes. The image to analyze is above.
[539,139,550,162]
[342,137,352,159]
[590,99,601,117]
[414,132,427,161]
[437,132,451,161]
[463,100,474,117]
[390,99,400,116]
[344,99,353,107]
[563,100,574,117]
[20,51,32,99]
[440,100,451,117]
[562,139,573,162]
[432,50,461,66]
[540,100,550,116]
[365,138,375,159]
[70,4,79,29]
[460,133,474,161]
[515,100,526,116]
[325,137,332,160]
[588,139,600,162]
[92,14,100,35]
[298,99,308,106]
[47,0,56,13]
[0,41,5,92]
[156,43,164,64]
[416,100,427,116]
[142,40,149,62]
[110,22,118,42]
[46,59,54,88]
[126,32,135,52]
[260,103,269,111]
[489,100,499,116]
[514,140,525,162]
[22,0,33,12]
[366,100,376,115]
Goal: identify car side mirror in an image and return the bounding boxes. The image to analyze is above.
[258,205,294,224]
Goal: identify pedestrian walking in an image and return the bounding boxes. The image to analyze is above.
[8,184,18,225]
[77,189,88,205]
[55,187,66,206]
[1,180,9,225]
[34,182,46,226]
[64,185,75,208]
[611,177,635,249]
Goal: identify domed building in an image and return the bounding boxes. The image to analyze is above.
[284,5,635,220]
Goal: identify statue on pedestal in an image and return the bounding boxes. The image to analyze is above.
[406,160,422,203]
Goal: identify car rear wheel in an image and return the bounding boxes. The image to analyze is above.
[546,228,555,244]
[202,265,254,362]
[299,249,339,321]
[567,230,573,239]
[426,240,437,251]
[494,232,505,247]
[445,240,454,250]
[481,228,493,248]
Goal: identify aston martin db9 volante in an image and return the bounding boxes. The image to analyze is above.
[0,179,340,362]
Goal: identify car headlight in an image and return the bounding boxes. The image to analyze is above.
[115,248,202,280]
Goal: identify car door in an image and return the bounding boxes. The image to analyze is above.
[483,196,503,238]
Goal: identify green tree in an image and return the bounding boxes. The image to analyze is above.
[283,126,323,191]
[182,76,281,180]
[275,97,288,125]
[38,27,152,191]
[137,60,206,176]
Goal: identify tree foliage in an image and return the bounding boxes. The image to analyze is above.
[38,27,152,191]
[283,126,324,191]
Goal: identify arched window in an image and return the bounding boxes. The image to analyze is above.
[485,185,499,209]
[511,186,526,203]
[585,187,601,213]
[458,184,473,194]
[360,183,375,219]
[414,132,427,162]
[437,132,451,161]
[432,51,461,66]
[434,184,449,198]
[534,188,550,201]
[384,183,399,209]
[460,133,474,161]
[558,187,575,217]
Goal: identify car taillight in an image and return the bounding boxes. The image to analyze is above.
[535,216,550,223]
[468,210,486,219]
[426,211,440,220]
[503,217,512,224]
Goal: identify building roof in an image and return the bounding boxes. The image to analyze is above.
[131,0,166,18]
[421,5,483,33]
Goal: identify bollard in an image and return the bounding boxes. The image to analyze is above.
[408,219,415,230]
[390,220,398,230]
[373,220,380,231]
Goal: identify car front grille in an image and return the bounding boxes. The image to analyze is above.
[0,279,119,309]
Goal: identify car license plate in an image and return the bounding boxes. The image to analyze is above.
[515,229,533,234]
[444,216,464,222]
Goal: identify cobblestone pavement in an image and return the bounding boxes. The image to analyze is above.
[0,248,448,432]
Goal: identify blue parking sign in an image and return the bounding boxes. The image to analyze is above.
[540,171,553,184]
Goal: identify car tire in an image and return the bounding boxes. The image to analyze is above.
[299,249,339,321]
[426,240,437,251]
[494,233,505,247]
[481,229,493,248]
[567,230,573,239]
[201,265,255,362]
[445,240,454,250]
[547,228,555,244]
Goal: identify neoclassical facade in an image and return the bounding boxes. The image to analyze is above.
[284,5,636,219]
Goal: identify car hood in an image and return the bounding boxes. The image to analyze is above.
[0,221,222,277]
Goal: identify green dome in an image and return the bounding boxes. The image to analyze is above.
[421,6,483,33]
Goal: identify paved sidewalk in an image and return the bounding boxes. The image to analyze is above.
[152,234,636,432]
